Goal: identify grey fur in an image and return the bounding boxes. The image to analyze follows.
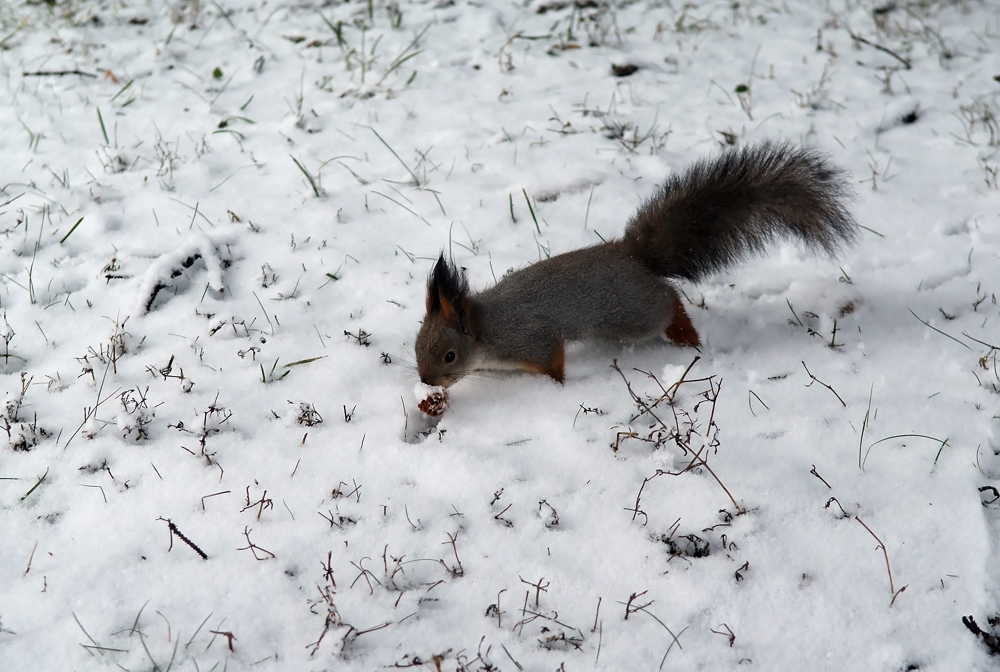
[415,141,858,387]
[621,140,856,281]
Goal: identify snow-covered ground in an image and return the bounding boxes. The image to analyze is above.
[2,0,1000,669]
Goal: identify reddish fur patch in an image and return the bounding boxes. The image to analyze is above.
[665,296,700,347]
[438,288,456,322]
[522,341,565,382]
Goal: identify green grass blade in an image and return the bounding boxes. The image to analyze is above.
[522,188,540,234]
[20,468,49,501]
[96,107,109,145]
[60,217,84,244]
[283,356,326,368]
[291,156,321,197]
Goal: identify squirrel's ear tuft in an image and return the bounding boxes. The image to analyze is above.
[425,255,444,314]
[426,254,469,324]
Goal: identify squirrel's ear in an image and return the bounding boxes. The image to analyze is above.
[426,254,469,325]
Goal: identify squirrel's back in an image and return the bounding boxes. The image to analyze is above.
[620,140,856,281]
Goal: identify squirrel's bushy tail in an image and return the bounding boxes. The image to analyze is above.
[621,140,857,282]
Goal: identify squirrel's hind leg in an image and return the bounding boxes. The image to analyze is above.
[665,294,700,347]
[521,341,565,383]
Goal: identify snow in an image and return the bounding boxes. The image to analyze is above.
[2,0,999,670]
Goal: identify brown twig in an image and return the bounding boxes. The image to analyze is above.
[612,429,640,452]
[848,30,912,69]
[441,532,464,577]
[825,497,850,518]
[801,361,847,407]
[25,541,37,575]
[209,630,237,652]
[241,485,274,519]
[963,615,1000,655]
[158,518,208,559]
[512,591,532,637]
[623,590,652,620]
[201,490,231,510]
[677,379,744,513]
[612,360,672,430]
[24,69,98,78]
[349,558,380,594]
[710,623,736,647]
[518,576,549,608]
[237,526,274,560]
[538,499,559,527]
[626,471,663,525]
[495,589,506,629]
[493,502,514,527]
[633,355,704,406]
[618,367,744,514]
[829,318,841,348]
[809,465,832,489]
[855,516,906,605]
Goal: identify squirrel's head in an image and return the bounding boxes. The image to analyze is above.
[415,255,477,388]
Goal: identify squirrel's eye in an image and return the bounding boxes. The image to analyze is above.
[444,351,456,364]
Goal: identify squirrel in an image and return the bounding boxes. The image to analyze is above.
[415,140,858,388]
